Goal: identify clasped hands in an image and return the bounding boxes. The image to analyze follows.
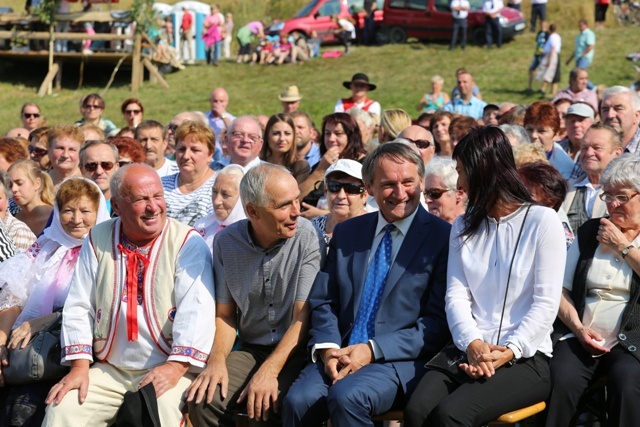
[321,343,373,384]
[460,339,514,380]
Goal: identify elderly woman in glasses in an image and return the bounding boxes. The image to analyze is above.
[20,103,44,132]
[311,159,368,246]
[75,93,119,138]
[546,154,640,426]
[120,98,144,129]
[423,158,466,224]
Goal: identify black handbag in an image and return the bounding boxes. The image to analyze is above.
[3,312,70,385]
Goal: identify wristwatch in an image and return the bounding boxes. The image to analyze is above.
[622,244,635,259]
[505,342,521,366]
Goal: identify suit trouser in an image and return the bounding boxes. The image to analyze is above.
[485,17,502,48]
[545,338,640,427]
[282,359,402,427]
[188,344,307,427]
[450,18,467,49]
[403,352,549,427]
[42,361,193,426]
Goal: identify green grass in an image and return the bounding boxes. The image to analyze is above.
[0,0,637,131]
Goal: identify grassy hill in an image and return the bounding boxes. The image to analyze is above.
[0,0,637,131]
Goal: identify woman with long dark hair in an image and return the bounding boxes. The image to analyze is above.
[300,113,366,217]
[259,114,310,183]
[404,126,567,427]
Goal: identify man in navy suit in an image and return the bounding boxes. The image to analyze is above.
[282,142,451,427]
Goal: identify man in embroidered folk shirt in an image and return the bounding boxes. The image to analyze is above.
[43,163,215,426]
[187,163,324,426]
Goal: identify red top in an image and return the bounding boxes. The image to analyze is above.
[181,11,193,31]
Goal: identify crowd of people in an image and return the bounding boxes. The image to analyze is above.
[0,8,639,426]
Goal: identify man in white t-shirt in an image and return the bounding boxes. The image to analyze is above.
[450,0,470,50]
[135,120,179,178]
[483,0,503,49]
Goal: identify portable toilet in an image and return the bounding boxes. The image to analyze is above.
[170,1,211,61]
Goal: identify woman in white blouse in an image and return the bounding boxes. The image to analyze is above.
[404,126,566,427]
[546,154,640,426]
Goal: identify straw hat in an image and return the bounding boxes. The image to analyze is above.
[278,85,303,102]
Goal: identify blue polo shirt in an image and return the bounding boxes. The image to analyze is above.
[305,143,321,168]
[443,96,487,120]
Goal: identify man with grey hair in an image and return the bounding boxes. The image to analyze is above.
[187,163,323,426]
[499,124,530,146]
[79,140,119,214]
[601,86,640,155]
[283,142,451,426]
[43,163,215,426]
[214,115,264,172]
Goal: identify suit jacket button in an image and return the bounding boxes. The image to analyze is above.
[619,333,627,341]
[629,345,637,352]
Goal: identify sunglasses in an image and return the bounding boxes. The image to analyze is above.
[125,109,141,115]
[118,161,132,167]
[167,123,178,132]
[424,188,452,200]
[84,161,115,172]
[28,145,48,156]
[404,137,432,150]
[23,113,40,119]
[326,181,365,195]
[83,104,103,110]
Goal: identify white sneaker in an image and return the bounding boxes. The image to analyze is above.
[82,49,93,54]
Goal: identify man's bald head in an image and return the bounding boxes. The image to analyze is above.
[398,125,436,165]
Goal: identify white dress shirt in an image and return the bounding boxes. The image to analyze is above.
[447,205,566,358]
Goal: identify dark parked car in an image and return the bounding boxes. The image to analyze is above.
[381,0,525,44]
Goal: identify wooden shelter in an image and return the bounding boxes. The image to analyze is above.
[0,10,169,96]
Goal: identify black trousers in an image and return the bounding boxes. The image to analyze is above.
[485,16,502,48]
[450,18,467,50]
[546,338,640,427]
[404,353,550,427]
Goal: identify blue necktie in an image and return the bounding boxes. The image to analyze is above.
[349,224,394,345]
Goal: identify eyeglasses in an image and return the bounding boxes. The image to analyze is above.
[599,192,639,204]
[118,161,132,167]
[124,109,141,115]
[230,131,262,144]
[28,145,48,156]
[23,113,40,119]
[83,104,103,110]
[326,181,365,195]
[424,188,452,200]
[403,137,432,150]
[84,161,115,172]
[167,123,178,132]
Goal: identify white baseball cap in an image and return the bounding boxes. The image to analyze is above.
[324,159,363,182]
